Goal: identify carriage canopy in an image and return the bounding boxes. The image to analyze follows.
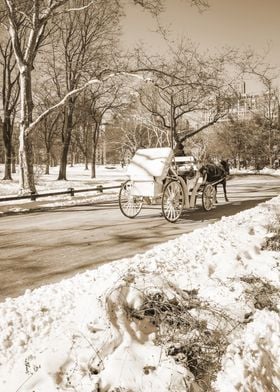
[127,147,173,180]
[126,147,173,197]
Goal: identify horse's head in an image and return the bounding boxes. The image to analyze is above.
[220,160,230,175]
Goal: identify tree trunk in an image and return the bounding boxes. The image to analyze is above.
[70,149,74,167]
[18,67,36,194]
[58,135,70,180]
[2,116,13,180]
[269,128,273,167]
[85,156,89,170]
[45,150,50,175]
[51,153,57,167]
[91,145,96,178]
[12,146,16,173]
[236,156,240,170]
[91,124,100,178]
[83,142,89,169]
[18,129,36,193]
[58,103,73,180]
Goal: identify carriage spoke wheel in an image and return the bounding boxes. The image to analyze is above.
[118,180,143,218]
[202,183,216,211]
[162,179,185,223]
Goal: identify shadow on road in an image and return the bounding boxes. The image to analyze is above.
[180,197,272,223]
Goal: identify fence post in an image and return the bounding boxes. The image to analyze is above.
[97,185,103,193]
[68,187,75,196]
[30,192,37,201]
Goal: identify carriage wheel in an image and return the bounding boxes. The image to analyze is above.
[118,180,143,218]
[202,184,216,211]
[161,179,185,223]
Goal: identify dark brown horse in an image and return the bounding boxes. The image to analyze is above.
[199,160,230,202]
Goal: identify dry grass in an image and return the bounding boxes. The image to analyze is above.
[240,276,280,314]
[262,227,280,251]
[262,211,280,251]
[129,287,237,391]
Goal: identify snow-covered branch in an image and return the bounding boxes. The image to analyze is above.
[26,74,116,135]
[66,0,95,12]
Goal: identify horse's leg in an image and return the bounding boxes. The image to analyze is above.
[215,184,218,203]
[222,179,229,202]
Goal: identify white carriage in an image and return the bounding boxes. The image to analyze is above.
[118,147,217,222]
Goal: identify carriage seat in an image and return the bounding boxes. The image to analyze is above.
[175,156,203,192]
[175,156,198,178]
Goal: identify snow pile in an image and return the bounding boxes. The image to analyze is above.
[0,196,279,390]
[214,310,280,392]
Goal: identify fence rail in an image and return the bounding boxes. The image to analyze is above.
[0,184,122,203]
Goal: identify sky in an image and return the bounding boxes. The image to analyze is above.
[121,0,280,92]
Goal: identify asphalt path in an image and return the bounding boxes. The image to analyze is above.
[0,174,279,301]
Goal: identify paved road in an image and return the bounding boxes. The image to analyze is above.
[0,174,279,301]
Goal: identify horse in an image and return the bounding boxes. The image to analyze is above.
[199,160,230,202]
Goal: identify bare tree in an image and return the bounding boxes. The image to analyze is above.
[87,79,126,178]
[2,0,119,190]
[2,0,72,192]
[113,99,170,158]
[72,94,92,170]
[0,30,19,180]
[235,49,280,166]
[254,80,279,166]
[134,43,235,155]
[38,110,62,174]
[44,0,121,180]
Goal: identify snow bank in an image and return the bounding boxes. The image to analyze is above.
[0,197,279,391]
[214,310,280,392]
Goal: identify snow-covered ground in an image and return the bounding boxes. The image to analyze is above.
[0,164,126,195]
[0,164,279,391]
[0,164,128,211]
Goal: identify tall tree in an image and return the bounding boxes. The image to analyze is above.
[38,109,62,174]
[0,31,19,180]
[86,79,125,178]
[49,0,121,180]
[137,44,234,153]
[72,93,92,170]
[2,0,72,192]
[254,80,279,166]
[236,49,280,166]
